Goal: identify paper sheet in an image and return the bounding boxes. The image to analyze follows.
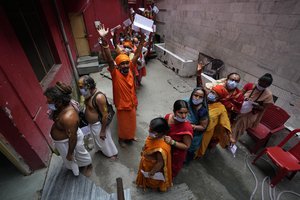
[133,14,154,32]
[123,18,132,27]
[141,170,165,181]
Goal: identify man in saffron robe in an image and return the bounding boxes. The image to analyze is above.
[136,117,172,192]
[97,24,144,147]
[196,85,235,158]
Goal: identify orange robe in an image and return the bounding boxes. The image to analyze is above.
[109,67,138,140]
[136,137,172,192]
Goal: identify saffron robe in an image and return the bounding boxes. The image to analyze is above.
[136,137,172,192]
[109,67,138,140]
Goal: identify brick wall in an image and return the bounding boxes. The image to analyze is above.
[156,0,300,129]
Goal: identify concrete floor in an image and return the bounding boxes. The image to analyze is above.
[1,58,299,200]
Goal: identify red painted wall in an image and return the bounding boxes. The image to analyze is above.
[64,0,129,52]
[0,8,50,169]
[0,0,79,171]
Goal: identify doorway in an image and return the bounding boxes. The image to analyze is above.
[69,13,91,56]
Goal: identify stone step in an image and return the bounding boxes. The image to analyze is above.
[77,62,108,75]
[41,155,131,200]
[77,56,98,64]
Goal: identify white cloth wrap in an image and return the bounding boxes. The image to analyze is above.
[53,128,92,176]
[89,122,118,157]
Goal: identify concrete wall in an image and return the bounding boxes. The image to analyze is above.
[156,0,300,129]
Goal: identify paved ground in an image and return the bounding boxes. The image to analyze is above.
[1,58,299,200]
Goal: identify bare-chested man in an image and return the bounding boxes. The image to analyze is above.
[44,82,92,176]
[78,76,118,159]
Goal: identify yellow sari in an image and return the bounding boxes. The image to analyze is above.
[136,137,172,192]
[196,102,231,157]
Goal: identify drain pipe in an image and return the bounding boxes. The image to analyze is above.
[53,0,79,82]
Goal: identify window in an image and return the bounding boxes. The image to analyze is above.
[3,0,58,82]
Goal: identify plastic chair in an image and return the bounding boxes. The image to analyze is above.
[246,104,290,154]
[202,59,224,80]
[252,129,300,187]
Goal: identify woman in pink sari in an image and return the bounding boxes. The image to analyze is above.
[164,100,193,179]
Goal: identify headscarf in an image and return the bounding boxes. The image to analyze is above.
[212,85,228,99]
[115,54,130,66]
[123,41,134,49]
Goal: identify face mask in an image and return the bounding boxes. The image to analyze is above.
[120,67,129,75]
[80,88,90,97]
[227,80,238,90]
[207,92,217,102]
[256,84,266,91]
[48,103,57,111]
[192,98,203,105]
[149,132,157,138]
[174,115,186,122]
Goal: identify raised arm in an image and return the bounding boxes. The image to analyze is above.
[131,33,146,65]
[97,24,115,71]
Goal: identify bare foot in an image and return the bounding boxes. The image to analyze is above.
[82,164,93,177]
[109,155,118,161]
[118,139,126,148]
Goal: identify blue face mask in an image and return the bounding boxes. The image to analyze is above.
[174,115,186,122]
[48,103,57,111]
[227,80,238,90]
[80,88,90,97]
[192,98,203,105]
[207,92,217,102]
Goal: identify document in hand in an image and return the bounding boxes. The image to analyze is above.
[110,24,121,33]
[123,18,132,27]
[141,170,165,181]
[152,6,159,14]
[133,14,154,32]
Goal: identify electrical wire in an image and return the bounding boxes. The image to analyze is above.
[245,153,300,200]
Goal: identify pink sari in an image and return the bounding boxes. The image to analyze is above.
[165,114,193,178]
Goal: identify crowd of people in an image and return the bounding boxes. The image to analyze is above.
[43,5,275,193]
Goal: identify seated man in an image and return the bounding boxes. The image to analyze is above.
[44,82,92,176]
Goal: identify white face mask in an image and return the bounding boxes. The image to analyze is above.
[192,98,203,105]
[256,84,266,91]
[149,132,157,138]
[227,80,238,90]
[174,115,186,122]
[48,103,56,111]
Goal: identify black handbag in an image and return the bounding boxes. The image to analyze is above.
[92,92,115,125]
[78,110,89,128]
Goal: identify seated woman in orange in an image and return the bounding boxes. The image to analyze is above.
[219,73,244,122]
[136,117,172,192]
[164,100,193,179]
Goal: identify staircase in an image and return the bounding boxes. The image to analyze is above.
[77,56,107,75]
[41,155,131,200]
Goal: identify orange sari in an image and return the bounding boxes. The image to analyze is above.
[136,137,172,192]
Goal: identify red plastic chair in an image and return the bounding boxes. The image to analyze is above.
[246,104,290,154]
[252,129,300,187]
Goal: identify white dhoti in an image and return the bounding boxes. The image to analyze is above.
[89,122,118,157]
[53,128,92,176]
